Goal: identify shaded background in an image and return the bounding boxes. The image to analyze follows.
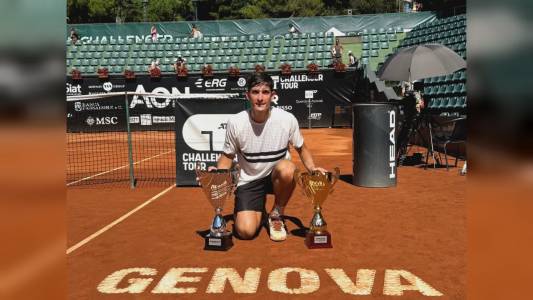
[0,0,532,299]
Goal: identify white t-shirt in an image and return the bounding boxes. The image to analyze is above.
[223,107,304,186]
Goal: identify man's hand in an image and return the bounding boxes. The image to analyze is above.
[311,166,328,174]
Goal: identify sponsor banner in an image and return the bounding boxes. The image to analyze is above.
[175,99,246,186]
[66,76,126,96]
[66,96,127,132]
[67,69,358,131]
[271,71,356,127]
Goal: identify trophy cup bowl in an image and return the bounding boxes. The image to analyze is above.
[196,167,239,251]
[294,167,340,249]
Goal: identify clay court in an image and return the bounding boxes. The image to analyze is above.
[67,128,466,299]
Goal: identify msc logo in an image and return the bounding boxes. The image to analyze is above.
[182,114,234,151]
[66,83,81,95]
[195,78,227,88]
[86,116,95,126]
[86,116,118,126]
[130,85,190,109]
[103,82,113,92]
[237,77,246,87]
[309,113,322,120]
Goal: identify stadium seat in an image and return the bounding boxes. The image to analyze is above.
[428,98,439,109]
[448,97,458,108]
[445,84,454,94]
[361,50,369,58]
[388,34,397,41]
[459,70,466,81]
[370,50,379,57]
[381,42,389,49]
[362,43,369,50]
[362,35,369,43]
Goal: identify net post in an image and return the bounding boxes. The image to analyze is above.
[124,92,136,189]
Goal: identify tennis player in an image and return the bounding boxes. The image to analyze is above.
[211,73,326,241]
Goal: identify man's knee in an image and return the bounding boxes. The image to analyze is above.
[235,226,257,240]
[234,213,261,240]
[273,160,296,182]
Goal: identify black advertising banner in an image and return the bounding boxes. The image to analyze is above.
[66,76,128,132]
[267,71,356,128]
[66,75,126,96]
[67,69,359,131]
[67,96,127,132]
[175,99,246,186]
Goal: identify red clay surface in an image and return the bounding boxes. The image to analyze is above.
[67,128,466,299]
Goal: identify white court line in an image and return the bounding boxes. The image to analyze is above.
[67,184,174,255]
[66,150,174,186]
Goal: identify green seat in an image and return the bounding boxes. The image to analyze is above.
[370,50,379,57]
[371,42,379,49]
[428,98,439,109]
[381,42,389,49]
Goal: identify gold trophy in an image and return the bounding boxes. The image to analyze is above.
[196,167,239,251]
[294,167,340,249]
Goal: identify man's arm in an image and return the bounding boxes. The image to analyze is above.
[206,152,234,172]
[216,152,234,170]
[295,143,327,173]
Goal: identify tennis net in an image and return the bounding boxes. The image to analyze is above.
[66,92,238,187]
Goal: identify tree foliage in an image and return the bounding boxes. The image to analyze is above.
[67,0,402,23]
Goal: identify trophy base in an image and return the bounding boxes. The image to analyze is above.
[204,232,233,251]
[305,231,332,249]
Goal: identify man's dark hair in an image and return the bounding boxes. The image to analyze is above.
[247,73,274,92]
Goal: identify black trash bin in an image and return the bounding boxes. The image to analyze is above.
[353,103,397,187]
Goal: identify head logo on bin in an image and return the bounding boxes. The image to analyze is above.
[388,109,396,179]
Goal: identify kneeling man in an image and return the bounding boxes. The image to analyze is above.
[212,73,326,241]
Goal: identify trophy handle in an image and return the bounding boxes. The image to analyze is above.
[328,167,340,194]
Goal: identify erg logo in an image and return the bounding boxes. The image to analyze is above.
[195,78,227,88]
